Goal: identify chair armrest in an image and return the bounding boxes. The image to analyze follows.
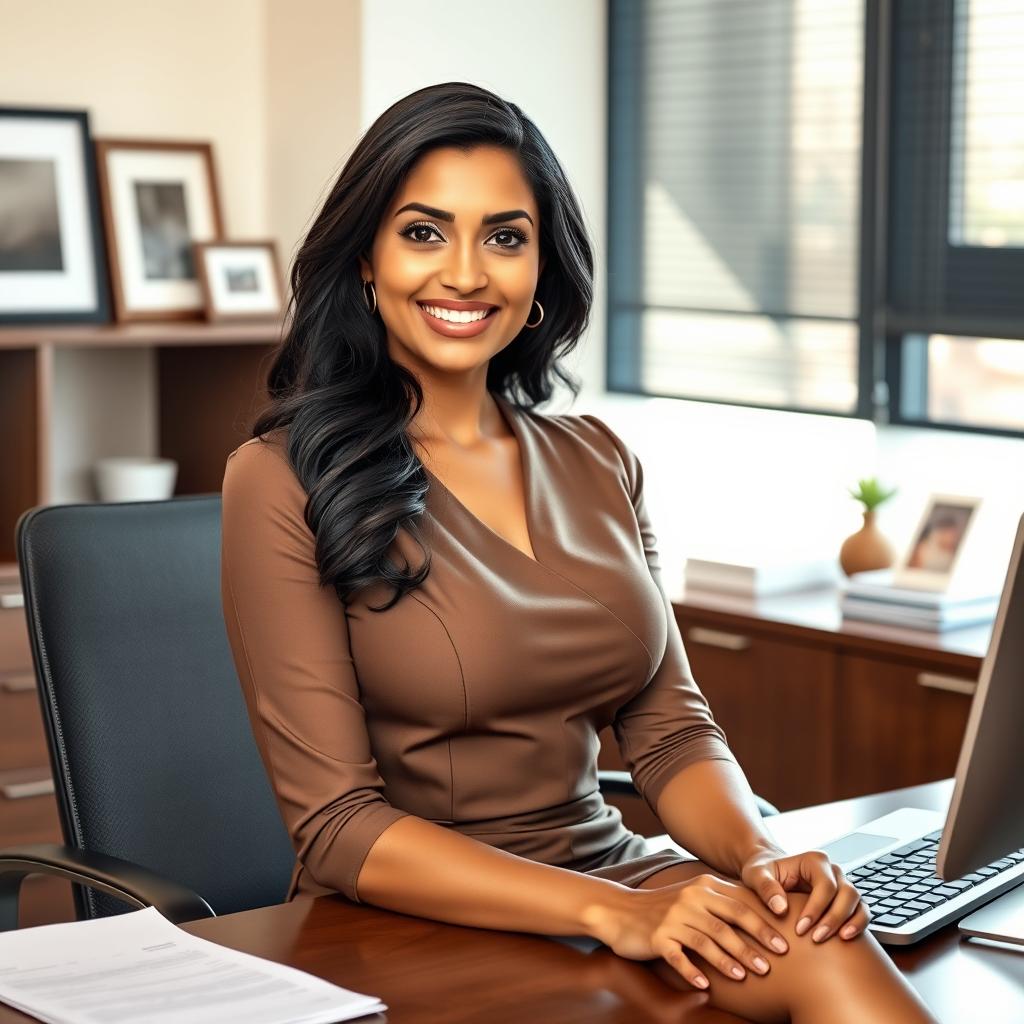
[597,769,639,797]
[597,769,781,818]
[0,843,214,932]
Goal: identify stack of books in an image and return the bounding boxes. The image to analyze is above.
[684,555,839,597]
[841,569,1000,631]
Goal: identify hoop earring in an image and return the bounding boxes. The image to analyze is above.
[525,298,544,329]
[362,279,377,315]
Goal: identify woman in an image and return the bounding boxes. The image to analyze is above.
[220,82,937,1023]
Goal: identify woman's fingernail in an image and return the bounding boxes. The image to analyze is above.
[731,966,746,979]
[771,936,788,953]
[841,924,858,939]
[753,956,769,973]
[796,916,812,935]
[694,974,709,989]
[769,895,787,914]
[812,924,830,942]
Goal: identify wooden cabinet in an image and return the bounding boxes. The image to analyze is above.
[0,322,278,925]
[0,322,278,565]
[678,614,837,812]
[834,656,975,800]
[0,571,75,926]
[667,588,984,822]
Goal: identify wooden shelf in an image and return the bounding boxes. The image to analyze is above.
[0,320,285,349]
[0,320,280,564]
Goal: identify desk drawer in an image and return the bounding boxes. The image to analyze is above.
[0,590,32,673]
[0,769,61,845]
[0,684,50,772]
[835,654,975,799]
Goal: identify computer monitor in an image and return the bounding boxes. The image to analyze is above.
[935,511,1024,942]
[938,511,1024,879]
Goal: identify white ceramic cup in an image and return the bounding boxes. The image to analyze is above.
[93,457,178,502]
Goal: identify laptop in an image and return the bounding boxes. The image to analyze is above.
[815,512,1024,945]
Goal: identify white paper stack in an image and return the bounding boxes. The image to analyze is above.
[684,555,839,597]
[841,569,1000,631]
[0,905,386,1024]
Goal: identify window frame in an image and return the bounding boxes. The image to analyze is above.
[606,0,1024,438]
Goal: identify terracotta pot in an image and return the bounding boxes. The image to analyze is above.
[839,509,896,577]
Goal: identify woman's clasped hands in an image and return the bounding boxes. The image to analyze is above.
[739,845,870,945]
[589,846,869,991]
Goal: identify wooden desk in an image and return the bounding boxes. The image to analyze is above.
[3,778,1019,1024]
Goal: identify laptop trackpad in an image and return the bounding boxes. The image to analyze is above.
[820,831,899,866]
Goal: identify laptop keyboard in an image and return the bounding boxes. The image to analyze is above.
[849,830,1024,928]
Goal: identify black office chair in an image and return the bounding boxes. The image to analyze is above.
[0,495,778,932]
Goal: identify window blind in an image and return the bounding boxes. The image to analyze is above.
[608,0,865,414]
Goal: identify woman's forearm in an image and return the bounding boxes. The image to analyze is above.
[355,814,632,938]
[655,759,785,877]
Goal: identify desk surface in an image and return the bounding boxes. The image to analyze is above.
[3,779,1020,1024]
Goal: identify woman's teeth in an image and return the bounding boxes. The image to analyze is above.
[421,304,492,323]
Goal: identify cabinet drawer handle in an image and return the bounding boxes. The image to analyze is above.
[1,671,36,693]
[917,672,977,696]
[1,777,55,800]
[0,592,24,609]
[686,626,752,652]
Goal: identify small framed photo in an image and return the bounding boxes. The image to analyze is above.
[0,106,111,323]
[94,138,224,321]
[193,240,285,322]
[893,494,982,591]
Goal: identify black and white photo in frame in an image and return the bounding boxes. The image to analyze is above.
[194,240,285,322]
[94,138,224,321]
[0,107,110,324]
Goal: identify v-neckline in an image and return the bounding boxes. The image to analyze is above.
[420,392,542,568]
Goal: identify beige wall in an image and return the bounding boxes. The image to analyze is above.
[0,0,270,243]
[266,0,363,273]
[0,0,364,277]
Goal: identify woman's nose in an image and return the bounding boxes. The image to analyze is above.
[439,238,487,293]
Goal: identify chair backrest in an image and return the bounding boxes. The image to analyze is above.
[16,495,296,919]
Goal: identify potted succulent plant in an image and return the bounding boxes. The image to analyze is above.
[840,477,898,576]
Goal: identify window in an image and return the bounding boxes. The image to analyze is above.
[608,0,1024,435]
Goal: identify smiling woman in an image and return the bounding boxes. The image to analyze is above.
[220,82,936,1024]
[360,145,547,369]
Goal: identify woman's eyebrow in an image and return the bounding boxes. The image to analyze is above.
[393,202,534,227]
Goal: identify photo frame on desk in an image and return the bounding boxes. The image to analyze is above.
[892,493,982,591]
[94,138,224,322]
[0,106,111,324]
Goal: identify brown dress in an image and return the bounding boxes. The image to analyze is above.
[220,392,739,904]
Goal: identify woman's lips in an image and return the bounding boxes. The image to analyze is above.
[416,302,498,339]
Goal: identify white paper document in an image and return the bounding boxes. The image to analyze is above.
[0,905,386,1024]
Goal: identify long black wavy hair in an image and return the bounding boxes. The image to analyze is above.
[251,82,595,611]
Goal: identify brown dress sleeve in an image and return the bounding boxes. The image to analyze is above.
[580,415,741,816]
[220,437,412,902]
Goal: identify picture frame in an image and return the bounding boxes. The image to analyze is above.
[193,240,286,322]
[94,138,224,322]
[0,106,111,324]
[892,493,982,591]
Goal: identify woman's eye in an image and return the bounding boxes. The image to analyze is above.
[491,228,528,250]
[402,222,443,244]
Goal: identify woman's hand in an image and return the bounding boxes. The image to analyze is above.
[587,874,791,991]
[739,846,870,943]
